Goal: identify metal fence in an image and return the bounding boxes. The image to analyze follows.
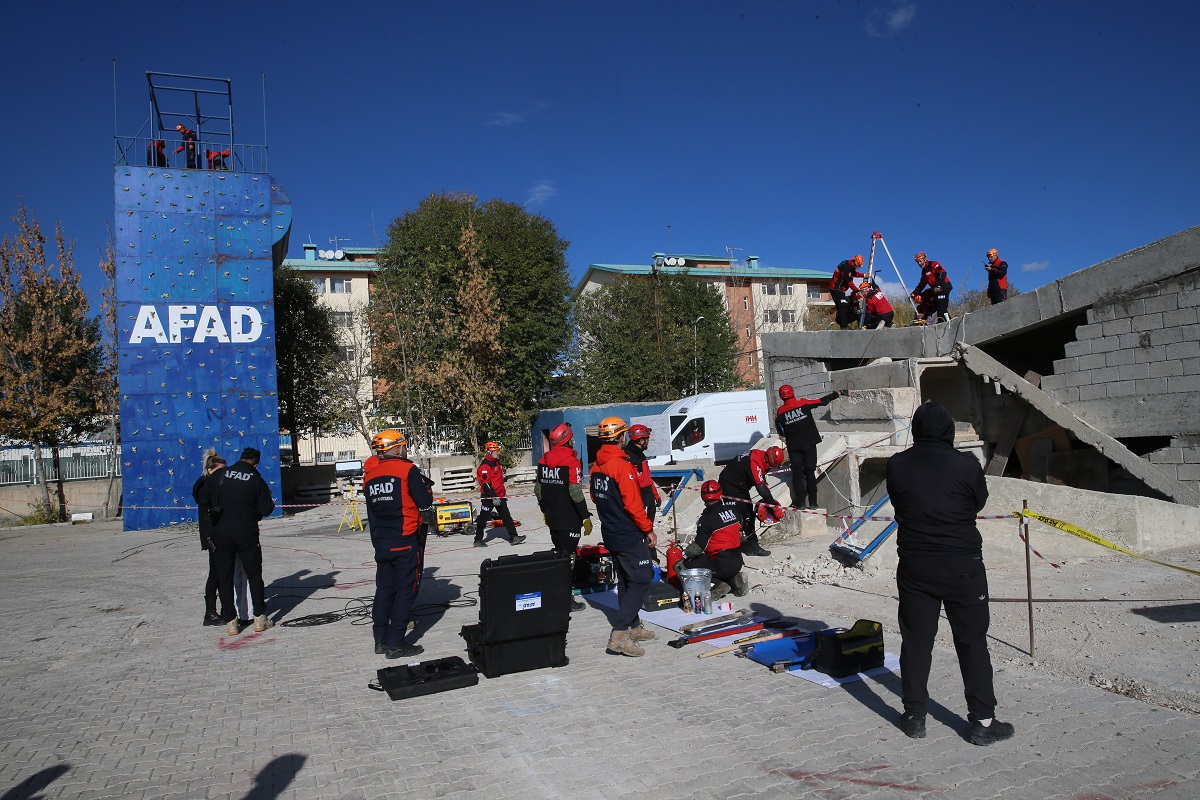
[114,136,269,173]
[0,445,122,486]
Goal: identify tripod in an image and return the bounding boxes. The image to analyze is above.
[858,231,919,328]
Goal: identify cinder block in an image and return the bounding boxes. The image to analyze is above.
[1133,347,1162,364]
[1165,341,1200,360]
[1135,377,1167,394]
[1183,449,1200,464]
[1105,349,1136,368]
[1144,294,1179,314]
[1148,448,1184,465]
[1051,386,1080,403]
[1089,366,1119,384]
[1117,363,1150,380]
[1148,360,1184,378]
[1106,380,1138,397]
[1101,318,1133,336]
[1079,383,1107,401]
[1167,374,1200,393]
[1065,370,1091,388]
[1091,336,1120,353]
[1164,307,1200,328]
[1075,323,1104,340]
[1040,373,1068,391]
[1131,313,1164,332]
[1063,340,1092,357]
[1089,304,1117,323]
[1182,358,1200,375]
[1178,289,1200,308]
[1177,464,1200,482]
[1079,353,1107,370]
[1149,326,1184,346]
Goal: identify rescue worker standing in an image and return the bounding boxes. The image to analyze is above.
[174,123,198,169]
[830,255,866,330]
[590,417,657,657]
[717,445,786,557]
[861,282,895,329]
[984,248,1008,305]
[192,453,227,626]
[473,441,527,547]
[624,424,661,540]
[678,481,749,599]
[535,423,592,612]
[363,429,434,659]
[911,252,952,324]
[775,385,848,509]
[201,447,275,636]
[885,402,1014,746]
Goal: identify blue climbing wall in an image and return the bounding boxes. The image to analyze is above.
[114,165,292,530]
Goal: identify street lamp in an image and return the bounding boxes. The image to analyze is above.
[693,315,705,396]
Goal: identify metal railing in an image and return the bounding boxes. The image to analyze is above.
[114,136,268,173]
[0,445,122,486]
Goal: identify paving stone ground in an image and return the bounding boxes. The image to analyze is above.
[1,493,1197,799]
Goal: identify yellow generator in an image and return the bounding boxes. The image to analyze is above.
[432,498,475,536]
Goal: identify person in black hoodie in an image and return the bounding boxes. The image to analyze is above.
[885,402,1014,746]
[200,447,276,636]
[192,453,226,626]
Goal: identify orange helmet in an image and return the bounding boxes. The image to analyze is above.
[548,423,573,447]
[597,417,629,441]
[851,254,863,268]
[765,446,785,468]
[914,252,927,263]
[371,429,407,452]
[629,423,651,442]
[986,248,999,262]
[484,441,502,453]
[700,480,722,503]
[858,281,873,293]
[778,384,795,400]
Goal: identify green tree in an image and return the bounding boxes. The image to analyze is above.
[567,273,740,404]
[0,205,107,520]
[373,192,571,429]
[273,266,342,461]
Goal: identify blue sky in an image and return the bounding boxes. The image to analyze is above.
[3,1,1197,310]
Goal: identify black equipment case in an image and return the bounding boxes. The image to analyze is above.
[461,550,572,678]
[799,619,885,678]
[376,656,479,700]
[641,579,682,611]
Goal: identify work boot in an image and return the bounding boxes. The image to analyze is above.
[386,643,425,659]
[571,598,586,612]
[473,539,488,548]
[970,719,1015,746]
[900,712,927,739]
[731,573,750,597]
[509,534,527,546]
[805,500,819,510]
[628,623,656,642]
[711,581,731,600]
[253,614,274,632]
[743,544,772,557]
[605,629,644,657]
[203,611,224,627]
[226,618,242,636]
[375,640,386,655]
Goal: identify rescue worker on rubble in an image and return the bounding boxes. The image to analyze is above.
[860,281,895,329]
[717,445,786,557]
[535,422,592,612]
[984,248,1008,305]
[678,480,750,600]
[775,384,848,510]
[624,424,661,550]
[911,252,952,324]
[473,441,527,548]
[886,402,1014,746]
[590,416,657,657]
[830,254,866,330]
[363,429,435,659]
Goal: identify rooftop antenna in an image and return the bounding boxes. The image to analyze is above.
[667,224,673,254]
[319,235,352,260]
[726,246,743,264]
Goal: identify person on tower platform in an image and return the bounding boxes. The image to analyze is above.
[363,429,435,659]
[147,139,168,168]
[775,384,848,510]
[861,282,895,329]
[717,445,786,557]
[984,248,1009,305]
[535,423,592,612]
[911,252,952,324]
[830,254,866,330]
[677,480,750,599]
[590,416,657,657]
[473,441,527,547]
[174,124,198,169]
[206,149,231,170]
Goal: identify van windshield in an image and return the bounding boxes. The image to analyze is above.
[672,417,705,450]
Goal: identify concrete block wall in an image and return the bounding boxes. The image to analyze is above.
[1146,437,1200,496]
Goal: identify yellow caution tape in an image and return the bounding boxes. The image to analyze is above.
[1020,509,1200,577]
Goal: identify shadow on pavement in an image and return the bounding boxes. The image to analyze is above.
[242,753,307,800]
[408,567,465,642]
[267,569,340,620]
[1130,602,1200,623]
[1,763,70,800]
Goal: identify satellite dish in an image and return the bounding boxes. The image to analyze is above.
[665,257,677,266]
[334,249,344,260]
[318,250,330,259]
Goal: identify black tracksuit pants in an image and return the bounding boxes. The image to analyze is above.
[897,554,997,721]
[548,527,582,556]
[831,289,854,329]
[721,485,763,554]
[788,446,819,507]
[373,539,425,648]
[679,549,743,585]
[610,540,654,630]
[475,498,518,542]
[213,535,266,621]
[205,549,220,614]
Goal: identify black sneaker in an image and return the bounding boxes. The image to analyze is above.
[805,501,819,510]
[375,640,386,655]
[571,599,586,612]
[900,712,926,739]
[203,612,224,627]
[970,719,1014,746]
[509,534,527,546]
[473,539,488,548]
[744,545,771,557]
[385,643,425,659]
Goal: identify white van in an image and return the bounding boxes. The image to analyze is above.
[633,390,771,466]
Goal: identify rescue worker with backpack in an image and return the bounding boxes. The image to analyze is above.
[473,441,527,548]
[775,384,848,510]
[911,252,952,324]
[590,416,657,657]
[624,423,662,554]
[363,429,435,659]
[717,445,787,557]
[678,481,750,600]
[535,423,592,612]
[830,254,866,330]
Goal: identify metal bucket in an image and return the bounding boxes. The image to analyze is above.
[678,567,713,614]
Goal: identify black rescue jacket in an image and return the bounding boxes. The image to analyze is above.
[201,459,275,538]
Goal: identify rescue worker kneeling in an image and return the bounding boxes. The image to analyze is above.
[678,481,750,599]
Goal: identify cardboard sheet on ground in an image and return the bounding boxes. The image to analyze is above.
[587,587,898,687]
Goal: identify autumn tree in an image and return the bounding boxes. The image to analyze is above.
[325,298,380,449]
[0,205,107,520]
[98,232,121,516]
[273,266,342,460]
[567,273,740,404]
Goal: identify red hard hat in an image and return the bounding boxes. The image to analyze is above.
[778,384,795,400]
[765,446,785,468]
[549,423,573,447]
[700,480,722,503]
[629,424,651,442]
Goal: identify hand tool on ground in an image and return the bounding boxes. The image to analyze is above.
[698,628,805,659]
[666,622,765,649]
[679,608,751,635]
